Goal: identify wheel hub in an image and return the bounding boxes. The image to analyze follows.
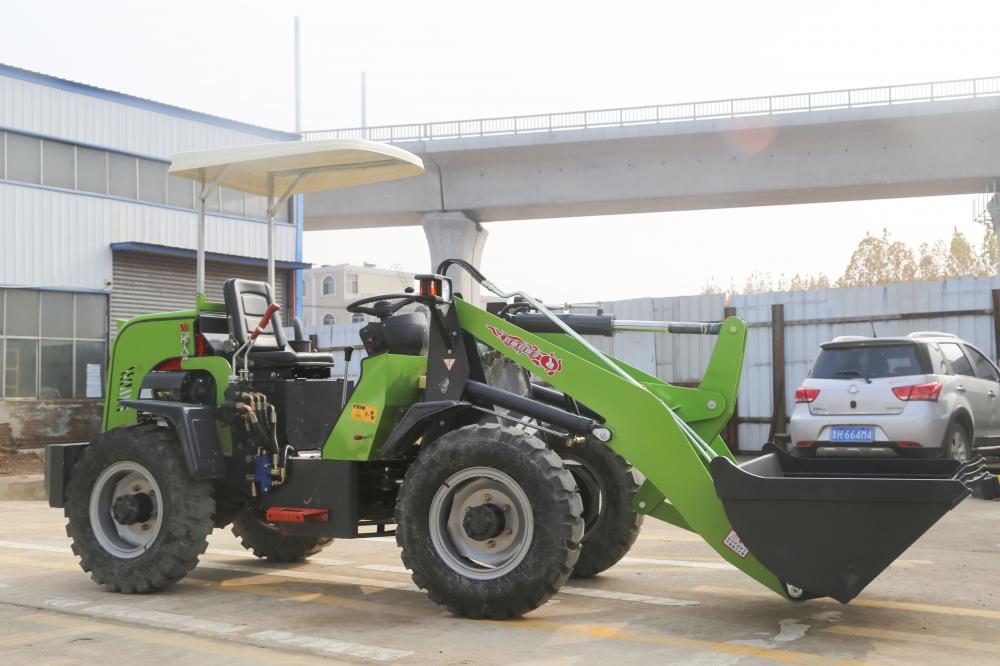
[89,461,163,559]
[462,503,507,541]
[429,467,534,580]
[111,492,154,525]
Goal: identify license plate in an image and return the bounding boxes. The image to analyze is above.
[829,426,875,443]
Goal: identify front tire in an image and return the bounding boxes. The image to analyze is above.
[231,509,332,562]
[396,424,583,619]
[549,436,643,578]
[65,424,214,593]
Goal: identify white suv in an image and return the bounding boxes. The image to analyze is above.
[789,332,1000,460]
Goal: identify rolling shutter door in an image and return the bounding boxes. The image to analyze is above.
[111,250,289,332]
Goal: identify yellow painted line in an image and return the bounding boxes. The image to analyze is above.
[15,613,337,665]
[0,552,80,572]
[852,598,1000,621]
[193,575,867,666]
[824,625,1000,655]
[0,624,92,647]
[692,585,1000,621]
[501,619,885,666]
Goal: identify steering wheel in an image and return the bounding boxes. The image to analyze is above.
[346,293,416,319]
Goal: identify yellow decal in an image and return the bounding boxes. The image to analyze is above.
[351,404,378,424]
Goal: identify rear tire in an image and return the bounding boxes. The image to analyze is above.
[942,422,971,462]
[231,510,332,562]
[548,436,643,578]
[396,424,583,619]
[64,424,214,593]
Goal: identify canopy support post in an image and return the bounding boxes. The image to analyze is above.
[196,168,206,296]
[267,174,276,290]
[265,172,307,292]
[195,165,230,298]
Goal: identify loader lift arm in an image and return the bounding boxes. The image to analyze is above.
[441,259,991,604]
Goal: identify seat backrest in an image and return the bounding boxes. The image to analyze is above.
[223,279,287,351]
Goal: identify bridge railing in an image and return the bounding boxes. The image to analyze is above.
[304,75,1000,144]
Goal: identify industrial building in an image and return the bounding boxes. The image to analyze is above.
[0,64,305,447]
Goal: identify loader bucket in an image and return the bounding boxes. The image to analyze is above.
[710,444,989,604]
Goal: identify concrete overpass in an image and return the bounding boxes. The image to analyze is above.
[303,76,1000,297]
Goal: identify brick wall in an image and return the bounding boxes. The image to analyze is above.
[0,400,102,449]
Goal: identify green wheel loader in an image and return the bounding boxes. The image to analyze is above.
[46,140,991,619]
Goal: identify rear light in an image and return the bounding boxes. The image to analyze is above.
[795,441,815,448]
[795,387,820,403]
[898,441,922,448]
[891,382,942,402]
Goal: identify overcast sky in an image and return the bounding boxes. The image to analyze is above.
[3,1,997,301]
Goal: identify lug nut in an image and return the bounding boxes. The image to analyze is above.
[504,528,513,536]
[141,523,150,531]
[486,540,496,549]
[131,484,141,492]
[482,494,492,502]
[503,504,511,512]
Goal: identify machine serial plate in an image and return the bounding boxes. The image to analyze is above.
[351,404,378,424]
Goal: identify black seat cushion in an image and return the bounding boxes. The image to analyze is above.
[223,279,334,368]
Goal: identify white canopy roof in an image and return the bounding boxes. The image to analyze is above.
[169,138,424,197]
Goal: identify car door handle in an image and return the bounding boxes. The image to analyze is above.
[990,390,997,399]
[956,385,966,393]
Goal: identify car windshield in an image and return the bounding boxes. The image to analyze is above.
[811,344,924,380]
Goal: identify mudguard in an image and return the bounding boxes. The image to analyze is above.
[119,399,226,479]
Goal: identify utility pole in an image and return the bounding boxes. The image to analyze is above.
[294,16,302,134]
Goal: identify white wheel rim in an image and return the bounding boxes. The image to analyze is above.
[951,430,969,461]
[428,466,533,580]
[88,461,163,559]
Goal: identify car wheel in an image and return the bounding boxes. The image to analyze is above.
[942,422,971,462]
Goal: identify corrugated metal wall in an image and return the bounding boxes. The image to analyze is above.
[0,182,297,291]
[592,277,1000,452]
[111,251,289,330]
[0,74,289,159]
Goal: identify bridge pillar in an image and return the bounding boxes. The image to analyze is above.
[422,211,488,303]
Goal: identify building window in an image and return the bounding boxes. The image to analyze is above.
[351,313,365,324]
[6,132,41,184]
[322,276,336,296]
[138,159,167,204]
[322,313,336,325]
[77,147,108,194]
[301,279,307,298]
[42,140,75,189]
[348,273,359,294]
[108,153,137,199]
[0,130,291,224]
[1,289,108,399]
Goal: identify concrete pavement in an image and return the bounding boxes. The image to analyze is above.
[0,498,998,664]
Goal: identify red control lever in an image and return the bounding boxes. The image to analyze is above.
[250,303,281,341]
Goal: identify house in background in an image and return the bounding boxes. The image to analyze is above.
[302,263,414,326]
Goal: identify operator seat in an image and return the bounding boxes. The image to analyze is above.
[223,279,334,368]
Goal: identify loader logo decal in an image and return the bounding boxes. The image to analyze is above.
[115,366,136,411]
[486,324,563,376]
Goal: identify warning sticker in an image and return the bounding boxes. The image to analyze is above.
[351,404,378,424]
[723,530,749,559]
[443,358,456,371]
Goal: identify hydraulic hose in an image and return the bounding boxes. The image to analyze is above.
[438,258,719,462]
